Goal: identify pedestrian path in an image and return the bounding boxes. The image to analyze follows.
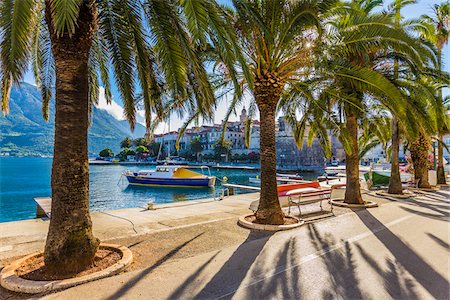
[38,187,449,299]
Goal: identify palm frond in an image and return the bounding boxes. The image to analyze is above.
[98,0,136,129]
[48,0,82,37]
[0,0,39,113]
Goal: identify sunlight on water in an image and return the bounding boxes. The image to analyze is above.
[0,157,321,222]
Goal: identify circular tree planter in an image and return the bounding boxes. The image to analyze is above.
[374,190,416,199]
[238,214,304,231]
[0,243,132,294]
[330,199,378,208]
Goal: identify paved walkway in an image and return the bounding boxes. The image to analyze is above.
[1,188,449,299]
[0,193,260,261]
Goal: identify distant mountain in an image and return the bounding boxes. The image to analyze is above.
[0,83,146,156]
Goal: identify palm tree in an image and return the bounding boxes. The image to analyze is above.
[409,131,433,187]
[386,0,415,194]
[419,1,450,184]
[282,1,436,204]
[0,0,232,275]
[404,78,447,187]
[384,0,442,193]
[209,0,337,225]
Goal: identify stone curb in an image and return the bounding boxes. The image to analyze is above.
[238,214,305,231]
[330,199,378,208]
[374,190,417,199]
[409,186,441,193]
[0,243,132,294]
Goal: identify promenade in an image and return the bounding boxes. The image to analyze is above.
[0,188,449,299]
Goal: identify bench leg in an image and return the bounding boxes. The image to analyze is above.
[330,197,334,215]
[298,195,303,216]
[288,197,291,215]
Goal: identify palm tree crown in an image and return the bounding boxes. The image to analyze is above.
[1,0,237,131]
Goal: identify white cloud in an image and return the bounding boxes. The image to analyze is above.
[96,87,149,127]
[96,87,125,120]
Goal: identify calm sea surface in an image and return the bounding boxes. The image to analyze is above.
[0,157,320,223]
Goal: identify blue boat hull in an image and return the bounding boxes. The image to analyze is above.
[125,175,213,187]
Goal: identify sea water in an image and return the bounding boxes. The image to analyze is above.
[0,157,320,223]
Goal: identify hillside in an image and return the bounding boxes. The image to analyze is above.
[0,83,146,156]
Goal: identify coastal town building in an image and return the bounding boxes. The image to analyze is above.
[153,108,345,167]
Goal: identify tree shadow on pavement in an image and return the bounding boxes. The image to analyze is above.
[426,233,449,250]
[240,237,302,299]
[355,209,450,299]
[308,224,365,299]
[192,230,273,300]
[356,244,419,299]
[106,232,205,300]
[399,197,449,222]
[168,251,221,299]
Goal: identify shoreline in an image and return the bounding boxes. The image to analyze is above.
[88,160,324,172]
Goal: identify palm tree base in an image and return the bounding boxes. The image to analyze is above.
[0,244,132,294]
[410,186,441,193]
[330,199,378,208]
[375,190,416,199]
[238,214,304,231]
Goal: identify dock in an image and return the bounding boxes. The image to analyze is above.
[222,183,260,195]
[34,197,51,218]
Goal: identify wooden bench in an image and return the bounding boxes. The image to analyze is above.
[286,184,345,216]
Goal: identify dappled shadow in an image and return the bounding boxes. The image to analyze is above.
[356,244,418,299]
[398,197,449,222]
[308,224,364,299]
[106,232,205,300]
[426,233,449,250]
[412,189,450,202]
[241,237,302,299]
[192,230,273,299]
[418,194,449,202]
[168,251,220,299]
[355,210,450,299]
[400,206,449,222]
[433,190,450,199]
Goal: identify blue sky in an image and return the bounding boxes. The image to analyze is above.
[21,0,449,134]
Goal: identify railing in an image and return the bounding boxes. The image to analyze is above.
[214,188,231,201]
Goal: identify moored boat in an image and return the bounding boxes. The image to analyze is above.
[249,176,261,184]
[123,165,216,188]
[364,170,412,188]
[276,173,303,180]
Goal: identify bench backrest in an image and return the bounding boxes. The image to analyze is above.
[277,181,320,196]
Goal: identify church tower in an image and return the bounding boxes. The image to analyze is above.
[240,107,247,123]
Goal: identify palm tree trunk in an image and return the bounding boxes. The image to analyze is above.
[437,133,446,184]
[44,0,99,275]
[388,117,403,194]
[344,112,364,204]
[410,133,431,188]
[436,49,446,184]
[254,75,284,225]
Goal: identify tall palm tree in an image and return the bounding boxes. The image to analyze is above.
[419,1,450,184]
[386,0,415,194]
[214,0,336,225]
[405,78,447,187]
[0,0,233,275]
[282,2,436,204]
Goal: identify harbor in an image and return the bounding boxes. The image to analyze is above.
[0,157,326,223]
